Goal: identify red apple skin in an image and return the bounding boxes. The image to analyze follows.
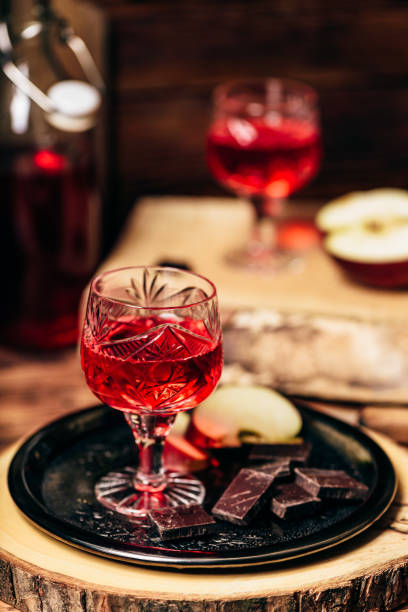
[163,434,209,472]
[185,419,225,449]
[329,252,408,288]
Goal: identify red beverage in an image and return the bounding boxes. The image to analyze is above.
[0,142,100,349]
[81,316,223,415]
[206,117,321,199]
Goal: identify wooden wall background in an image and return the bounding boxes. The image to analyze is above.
[68,0,408,245]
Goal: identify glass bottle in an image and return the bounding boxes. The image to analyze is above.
[0,0,104,349]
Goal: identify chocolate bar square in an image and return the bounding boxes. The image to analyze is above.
[294,468,369,500]
[252,459,292,480]
[148,504,217,540]
[248,442,311,465]
[271,483,321,520]
[211,467,277,526]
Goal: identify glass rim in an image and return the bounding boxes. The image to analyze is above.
[213,77,319,108]
[90,265,218,310]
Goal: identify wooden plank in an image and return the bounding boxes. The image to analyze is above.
[110,84,408,202]
[100,196,408,323]
[86,196,408,404]
[0,347,94,452]
[110,9,408,89]
[60,0,408,236]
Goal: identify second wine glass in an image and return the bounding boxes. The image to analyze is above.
[206,78,322,270]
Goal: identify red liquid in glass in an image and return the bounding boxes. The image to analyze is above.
[81,316,223,415]
[206,117,321,198]
[0,143,100,349]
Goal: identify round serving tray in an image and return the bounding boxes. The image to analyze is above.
[8,403,396,569]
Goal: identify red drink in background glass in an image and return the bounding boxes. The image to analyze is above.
[206,117,322,199]
[81,316,223,414]
[206,78,321,270]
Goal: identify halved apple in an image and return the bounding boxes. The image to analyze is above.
[316,188,408,234]
[188,385,302,448]
[163,412,209,472]
[316,188,408,287]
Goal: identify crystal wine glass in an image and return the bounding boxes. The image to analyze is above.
[206,78,322,270]
[80,266,223,518]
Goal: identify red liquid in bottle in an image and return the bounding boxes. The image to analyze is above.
[206,117,321,198]
[81,316,223,415]
[0,142,100,349]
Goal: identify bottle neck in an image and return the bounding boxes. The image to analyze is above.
[1,0,102,136]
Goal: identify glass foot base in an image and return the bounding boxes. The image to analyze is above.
[226,246,304,273]
[95,467,205,519]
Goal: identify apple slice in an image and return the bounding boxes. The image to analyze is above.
[325,224,408,264]
[316,188,408,234]
[163,412,209,473]
[316,188,408,287]
[188,385,302,448]
[171,411,191,436]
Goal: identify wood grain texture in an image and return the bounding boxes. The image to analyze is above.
[0,347,95,453]
[97,196,408,322]
[2,194,408,608]
[94,196,408,404]
[70,0,408,237]
[0,431,407,611]
[360,408,408,444]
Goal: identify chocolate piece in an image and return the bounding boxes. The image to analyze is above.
[211,467,276,525]
[295,468,369,500]
[271,483,321,520]
[252,459,292,480]
[248,442,311,465]
[148,504,216,540]
[210,445,250,465]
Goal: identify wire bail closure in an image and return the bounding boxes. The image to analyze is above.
[0,16,104,132]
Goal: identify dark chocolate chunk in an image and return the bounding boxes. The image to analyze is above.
[252,459,292,480]
[294,468,369,500]
[148,504,216,540]
[211,467,277,526]
[210,445,250,464]
[271,483,321,520]
[248,442,311,465]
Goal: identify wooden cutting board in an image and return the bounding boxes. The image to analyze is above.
[100,196,408,322]
[91,196,408,403]
[1,430,408,612]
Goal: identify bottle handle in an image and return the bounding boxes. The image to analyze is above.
[0,21,54,113]
[0,18,104,115]
[59,23,105,92]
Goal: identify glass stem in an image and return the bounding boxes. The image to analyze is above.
[249,196,283,255]
[124,412,176,492]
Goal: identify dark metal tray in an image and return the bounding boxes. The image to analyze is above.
[8,403,396,569]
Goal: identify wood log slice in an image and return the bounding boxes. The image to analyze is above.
[1,430,408,611]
